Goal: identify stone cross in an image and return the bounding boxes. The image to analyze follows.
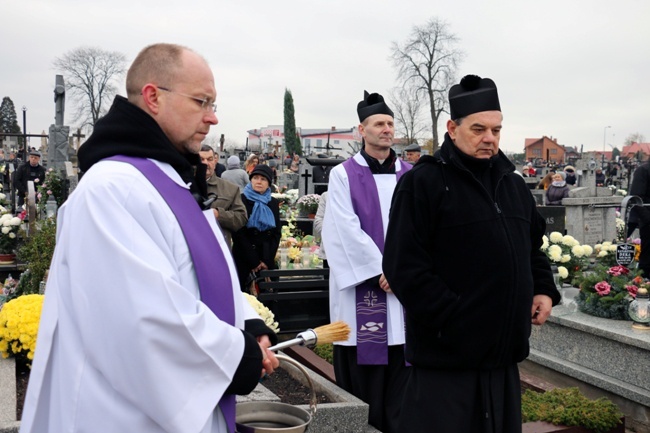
[54,75,65,127]
[48,75,71,171]
[299,167,314,197]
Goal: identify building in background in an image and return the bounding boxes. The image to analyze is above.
[525,136,566,165]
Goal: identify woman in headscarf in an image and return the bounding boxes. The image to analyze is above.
[232,164,282,289]
[245,154,260,174]
[545,171,570,205]
[564,165,577,185]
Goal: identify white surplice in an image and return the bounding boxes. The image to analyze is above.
[321,153,406,346]
[20,159,258,433]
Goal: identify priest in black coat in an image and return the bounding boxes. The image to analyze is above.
[383,75,560,433]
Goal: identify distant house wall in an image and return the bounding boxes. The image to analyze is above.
[525,136,566,164]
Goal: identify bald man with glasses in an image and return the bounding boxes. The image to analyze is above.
[21,43,279,433]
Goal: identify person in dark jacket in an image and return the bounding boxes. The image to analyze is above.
[545,171,570,205]
[629,160,650,274]
[595,167,606,186]
[383,74,560,433]
[14,150,46,207]
[564,165,577,185]
[232,164,282,289]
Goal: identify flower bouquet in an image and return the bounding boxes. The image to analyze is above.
[592,241,620,268]
[0,213,23,256]
[573,264,644,320]
[243,292,280,333]
[36,168,65,215]
[541,232,592,283]
[0,293,44,362]
[296,193,321,216]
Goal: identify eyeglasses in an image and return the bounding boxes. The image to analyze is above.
[158,86,217,113]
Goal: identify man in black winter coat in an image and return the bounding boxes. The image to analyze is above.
[629,160,650,275]
[383,74,560,433]
[14,150,46,207]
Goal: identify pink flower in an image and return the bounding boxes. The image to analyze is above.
[633,238,641,245]
[594,281,611,296]
[607,266,629,277]
[37,193,42,199]
[47,190,52,195]
[626,285,638,298]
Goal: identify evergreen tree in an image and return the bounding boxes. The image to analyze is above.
[0,97,23,146]
[283,88,301,155]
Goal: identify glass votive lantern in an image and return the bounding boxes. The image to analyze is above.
[279,248,288,269]
[301,247,311,268]
[629,287,650,330]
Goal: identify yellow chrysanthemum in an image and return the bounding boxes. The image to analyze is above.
[0,294,44,361]
[558,266,569,279]
[549,232,563,243]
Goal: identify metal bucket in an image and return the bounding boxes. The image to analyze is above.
[236,354,317,433]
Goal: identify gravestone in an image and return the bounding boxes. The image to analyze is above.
[530,189,545,206]
[64,161,78,195]
[298,166,314,197]
[301,157,343,197]
[277,172,299,191]
[48,75,71,171]
[562,158,621,245]
[537,206,566,235]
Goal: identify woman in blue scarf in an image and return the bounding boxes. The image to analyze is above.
[232,164,282,290]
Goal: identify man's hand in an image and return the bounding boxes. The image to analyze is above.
[379,273,392,294]
[531,294,553,325]
[212,208,220,219]
[258,334,279,377]
[253,261,268,273]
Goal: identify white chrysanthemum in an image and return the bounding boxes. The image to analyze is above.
[1,226,9,235]
[582,245,594,256]
[562,235,577,246]
[560,254,571,263]
[558,266,569,279]
[9,217,21,226]
[607,244,618,252]
[0,193,5,200]
[548,245,562,255]
[571,245,584,257]
[8,232,15,239]
[549,232,563,243]
[541,236,549,251]
[549,251,562,262]
[602,241,613,247]
[598,250,608,257]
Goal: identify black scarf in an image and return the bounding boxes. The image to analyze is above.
[77,96,208,202]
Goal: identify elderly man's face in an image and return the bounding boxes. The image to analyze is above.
[156,50,218,155]
[405,151,420,163]
[448,111,502,159]
[199,149,217,178]
[29,155,40,166]
[360,114,394,151]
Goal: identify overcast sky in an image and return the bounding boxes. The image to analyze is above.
[2,0,649,154]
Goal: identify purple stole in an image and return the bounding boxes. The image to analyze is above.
[108,156,237,433]
[342,156,411,365]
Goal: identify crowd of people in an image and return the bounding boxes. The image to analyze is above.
[19,42,566,433]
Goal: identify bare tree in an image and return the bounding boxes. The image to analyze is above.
[388,84,427,146]
[346,140,363,158]
[391,18,463,151]
[624,132,647,146]
[53,47,127,130]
